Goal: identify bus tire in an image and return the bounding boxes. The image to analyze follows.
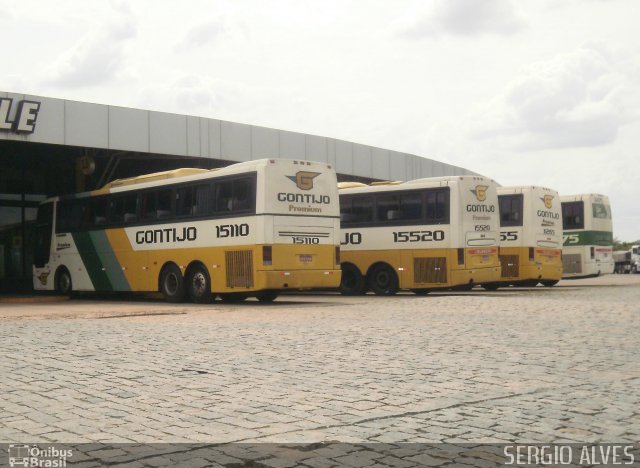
[340,264,366,295]
[412,289,430,295]
[482,283,500,291]
[219,292,248,303]
[256,290,279,302]
[186,264,212,304]
[55,267,72,295]
[368,264,399,296]
[541,280,559,287]
[160,264,185,303]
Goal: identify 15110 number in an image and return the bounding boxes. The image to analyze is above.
[216,223,249,238]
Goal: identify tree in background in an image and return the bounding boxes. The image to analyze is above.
[613,238,640,251]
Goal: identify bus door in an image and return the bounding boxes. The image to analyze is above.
[33,202,53,269]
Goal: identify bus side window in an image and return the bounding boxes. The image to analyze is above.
[436,190,448,221]
[233,178,253,211]
[78,200,92,230]
[108,196,128,224]
[122,194,138,223]
[140,192,157,220]
[176,186,195,217]
[352,197,373,223]
[57,201,74,233]
[340,197,352,223]
[194,184,213,215]
[93,198,108,227]
[156,190,172,219]
[376,194,400,222]
[214,180,234,213]
[399,193,422,220]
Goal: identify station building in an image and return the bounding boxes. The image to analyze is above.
[0,91,477,291]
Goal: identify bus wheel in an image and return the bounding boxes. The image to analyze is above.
[482,283,499,291]
[55,267,72,295]
[541,280,559,287]
[219,293,248,303]
[160,264,185,303]
[186,265,212,304]
[340,264,366,295]
[256,290,279,302]
[368,264,399,296]
[412,289,430,295]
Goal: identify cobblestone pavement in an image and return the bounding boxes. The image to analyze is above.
[1,275,638,449]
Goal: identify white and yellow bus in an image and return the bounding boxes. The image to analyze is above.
[32,159,341,302]
[561,193,614,278]
[338,176,501,295]
[482,186,563,289]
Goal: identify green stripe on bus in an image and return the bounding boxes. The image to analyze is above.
[71,231,113,292]
[563,230,613,247]
[89,231,131,292]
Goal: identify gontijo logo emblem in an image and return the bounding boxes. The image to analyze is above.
[470,185,488,202]
[287,171,321,191]
[36,271,50,286]
[541,194,554,209]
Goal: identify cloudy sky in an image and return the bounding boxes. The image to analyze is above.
[1,0,638,240]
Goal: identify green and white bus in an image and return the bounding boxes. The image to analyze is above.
[33,159,341,302]
[561,193,614,278]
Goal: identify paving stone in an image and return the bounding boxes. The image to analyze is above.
[0,274,638,461]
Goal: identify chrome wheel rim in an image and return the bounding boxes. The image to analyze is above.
[192,272,207,296]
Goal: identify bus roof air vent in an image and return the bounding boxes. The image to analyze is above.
[369,181,403,186]
[104,168,210,189]
[338,182,368,189]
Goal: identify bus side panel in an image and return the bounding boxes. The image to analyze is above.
[105,229,149,291]
[70,230,130,292]
[52,233,98,291]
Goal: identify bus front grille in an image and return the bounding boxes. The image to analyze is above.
[562,253,582,274]
[500,255,519,278]
[414,257,447,284]
[225,250,254,288]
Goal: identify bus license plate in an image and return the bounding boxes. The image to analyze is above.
[298,254,313,263]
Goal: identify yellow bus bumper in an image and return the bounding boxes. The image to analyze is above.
[258,269,342,290]
[518,263,563,282]
[450,265,501,286]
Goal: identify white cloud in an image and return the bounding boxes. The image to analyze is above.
[175,20,224,52]
[399,0,526,38]
[42,1,136,88]
[469,44,638,151]
[135,74,221,117]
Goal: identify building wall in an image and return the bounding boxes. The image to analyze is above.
[0,91,478,181]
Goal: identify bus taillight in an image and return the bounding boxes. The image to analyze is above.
[335,246,340,265]
[457,248,464,265]
[529,247,535,261]
[263,245,272,266]
[590,246,595,259]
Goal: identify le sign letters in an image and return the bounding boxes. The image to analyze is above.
[0,98,41,134]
